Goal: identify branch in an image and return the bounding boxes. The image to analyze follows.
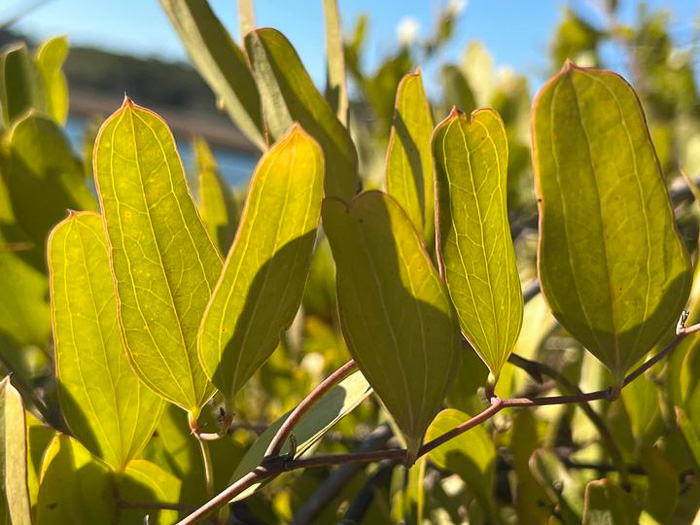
[264,360,356,459]
[177,321,699,524]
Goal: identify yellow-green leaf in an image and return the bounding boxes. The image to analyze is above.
[583,479,640,525]
[0,43,44,125]
[93,99,222,416]
[323,191,460,461]
[199,125,323,402]
[323,0,348,125]
[229,370,371,501]
[195,137,238,253]
[7,112,95,246]
[36,435,114,525]
[245,28,358,200]
[49,212,164,471]
[433,108,523,379]
[425,408,496,519]
[159,0,265,149]
[532,63,692,384]
[34,37,68,125]
[118,459,182,525]
[0,377,32,525]
[385,69,434,242]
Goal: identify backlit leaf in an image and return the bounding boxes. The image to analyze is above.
[34,37,68,125]
[93,99,221,416]
[159,0,266,149]
[433,108,523,379]
[639,445,679,523]
[36,435,114,525]
[323,0,348,125]
[7,112,95,246]
[245,28,358,200]
[583,479,640,525]
[195,137,238,253]
[323,191,460,461]
[425,408,495,519]
[49,212,164,471]
[229,370,371,501]
[199,125,323,403]
[532,62,692,384]
[385,69,434,241]
[0,377,32,525]
[118,460,182,525]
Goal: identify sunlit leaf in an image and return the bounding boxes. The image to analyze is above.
[195,137,238,253]
[25,412,54,510]
[620,369,661,444]
[229,370,371,501]
[385,69,434,242]
[159,0,266,149]
[532,62,692,384]
[36,435,114,524]
[93,99,221,416]
[323,0,348,125]
[245,28,358,200]
[199,125,323,403]
[49,211,164,470]
[425,408,495,519]
[433,108,523,379]
[0,43,44,125]
[7,112,95,247]
[583,479,640,525]
[118,459,182,525]
[0,377,32,525]
[324,191,460,461]
[34,36,68,125]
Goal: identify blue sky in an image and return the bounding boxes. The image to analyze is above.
[3,0,698,93]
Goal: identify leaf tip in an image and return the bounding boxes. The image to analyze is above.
[561,58,576,73]
[448,106,463,119]
[121,94,134,109]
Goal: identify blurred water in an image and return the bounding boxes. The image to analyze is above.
[64,115,258,191]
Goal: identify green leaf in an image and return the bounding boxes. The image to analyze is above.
[245,28,358,200]
[0,377,32,525]
[118,460,182,525]
[93,99,222,416]
[639,445,679,523]
[49,211,164,471]
[425,408,496,519]
[323,191,460,461]
[323,0,348,125]
[229,370,371,501]
[159,0,265,149]
[25,413,54,510]
[621,369,661,444]
[0,43,44,125]
[531,62,692,384]
[583,479,640,525]
[34,37,68,125]
[440,64,476,116]
[433,108,523,379]
[7,112,95,246]
[385,69,434,241]
[36,435,115,525]
[199,125,323,402]
[195,137,238,253]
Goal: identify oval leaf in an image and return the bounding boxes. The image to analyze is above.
[323,191,460,461]
[118,459,182,525]
[385,69,434,241]
[199,125,323,402]
[433,108,523,379]
[532,62,692,383]
[0,377,32,525]
[583,479,640,525]
[159,0,266,150]
[1,43,44,125]
[245,28,358,200]
[7,112,95,246]
[93,98,222,416]
[34,36,68,125]
[49,211,164,470]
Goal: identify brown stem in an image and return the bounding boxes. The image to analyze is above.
[264,360,356,458]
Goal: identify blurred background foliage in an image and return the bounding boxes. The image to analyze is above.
[0,0,699,523]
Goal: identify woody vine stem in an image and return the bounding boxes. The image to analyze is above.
[178,315,700,525]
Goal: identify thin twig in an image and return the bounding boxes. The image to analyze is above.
[117,499,197,512]
[264,360,356,459]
